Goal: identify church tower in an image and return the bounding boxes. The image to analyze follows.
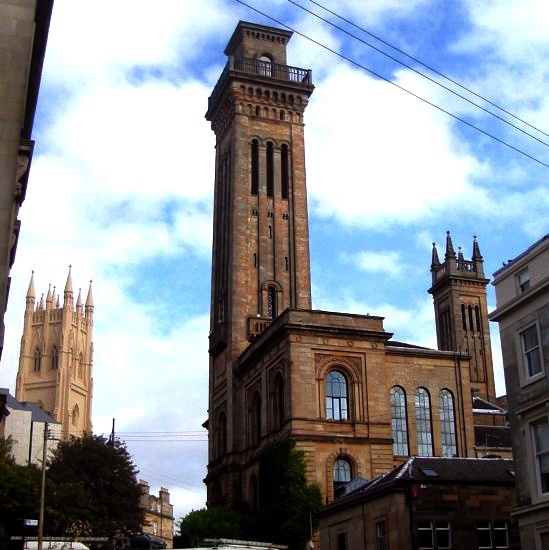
[15,267,94,438]
[428,232,496,401]
[205,21,315,504]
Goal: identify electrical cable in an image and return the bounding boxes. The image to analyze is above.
[235,0,549,169]
[305,0,549,139]
[288,0,549,147]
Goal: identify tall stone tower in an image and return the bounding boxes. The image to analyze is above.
[205,22,314,501]
[15,267,94,438]
[428,232,496,401]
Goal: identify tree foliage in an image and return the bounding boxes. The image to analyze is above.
[177,438,322,550]
[0,437,41,547]
[256,438,322,549]
[45,435,145,536]
[176,507,251,548]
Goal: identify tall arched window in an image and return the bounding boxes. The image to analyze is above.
[333,458,352,494]
[415,388,433,456]
[33,348,41,372]
[266,141,274,197]
[273,373,285,430]
[251,139,259,195]
[439,389,457,457]
[51,346,59,370]
[251,392,262,445]
[390,386,409,456]
[280,144,289,199]
[217,412,227,457]
[326,371,348,420]
[267,285,277,319]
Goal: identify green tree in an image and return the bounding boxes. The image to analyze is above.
[45,435,144,536]
[256,438,322,550]
[0,437,41,548]
[176,507,252,548]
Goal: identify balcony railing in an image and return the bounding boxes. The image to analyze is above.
[248,316,273,342]
[208,55,313,113]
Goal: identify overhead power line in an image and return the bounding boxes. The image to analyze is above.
[235,0,549,169]
[290,0,549,147]
[305,0,549,139]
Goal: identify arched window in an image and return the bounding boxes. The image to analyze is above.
[280,144,289,199]
[266,141,274,197]
[415,388,433,456]
[390,386,409,456]
[51,346,59,370]
[326,371,348,420]
[251,139,259,195]
[333,458,352,494]
[251,392,262,445]
[217,412,227,457]
[267,285,277,319]
[439,389,457,457]
[258,55,272,77]
[72,404,79,427]
[273,373,285,430]
[33,348,41,372]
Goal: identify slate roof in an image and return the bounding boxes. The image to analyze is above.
[5,391,58,424]
[319,457,515,516]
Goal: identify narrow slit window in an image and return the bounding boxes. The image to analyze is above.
[281,144,289,199]
[251,139,259,195]
[266,141,274,197]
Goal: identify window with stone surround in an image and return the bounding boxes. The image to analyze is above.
[439,389,457,457]
[390,386,409,456]
[326,370,348,420]
[521,324,543,378]
[415,388,434,456]
[333,457,351,494]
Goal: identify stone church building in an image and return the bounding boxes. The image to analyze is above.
[15,267,94,439]
[204,21,503,509]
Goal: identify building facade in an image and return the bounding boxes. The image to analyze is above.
[139,480,175,548]
[204,21,503,512]
[1,388,61,465]
[490,234,549,549]
[0,0,53,361]
[318,457,519,549]
[15,269,94,439]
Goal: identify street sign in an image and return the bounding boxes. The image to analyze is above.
[24,519,38,526]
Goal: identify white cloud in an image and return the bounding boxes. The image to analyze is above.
[346,250,403,278]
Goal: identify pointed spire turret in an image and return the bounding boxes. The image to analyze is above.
[445,230,456,260]
[472,235,483,261]
[472,235,485,276]
[85,280,94,317]
[457,246,464,261]
[46,284,53,309]
[64,265,74,308]
[38,294,44,310]
[431,242,440,270]
[26,271,36,311]
[76,288,83,315]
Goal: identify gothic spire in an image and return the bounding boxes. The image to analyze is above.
[445,230,456,260]
[76,288,83,314]
[26,271,35,311]
[85,280,94,314]
[472,235,483,261]
[457,246,464,261]
[431,242,440,269]
[64,265,74,308]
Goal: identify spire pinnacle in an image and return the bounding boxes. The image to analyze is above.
[64,265,74,309]
[472,235,483,261]
[445,230,456,260]
[76,288,83,310]
[431,242,440,269]
[85,280,94,319]
[26,271,36,311]
[457,246,464,261]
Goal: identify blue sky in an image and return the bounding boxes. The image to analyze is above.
[1,0,548,521]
